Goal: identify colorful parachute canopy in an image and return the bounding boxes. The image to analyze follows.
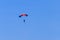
[19,13,28,17]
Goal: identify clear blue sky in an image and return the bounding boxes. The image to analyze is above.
[0,0,60,40]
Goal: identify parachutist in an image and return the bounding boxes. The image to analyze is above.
[23,20,25,22]
[19,13,28,23]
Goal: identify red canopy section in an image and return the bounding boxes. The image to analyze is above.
[19,13,28,17]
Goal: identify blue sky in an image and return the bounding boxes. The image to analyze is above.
[0,0,60,40]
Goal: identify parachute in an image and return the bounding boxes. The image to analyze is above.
[19,13,28,22]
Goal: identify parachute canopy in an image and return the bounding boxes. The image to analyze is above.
[19,13,28,17]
